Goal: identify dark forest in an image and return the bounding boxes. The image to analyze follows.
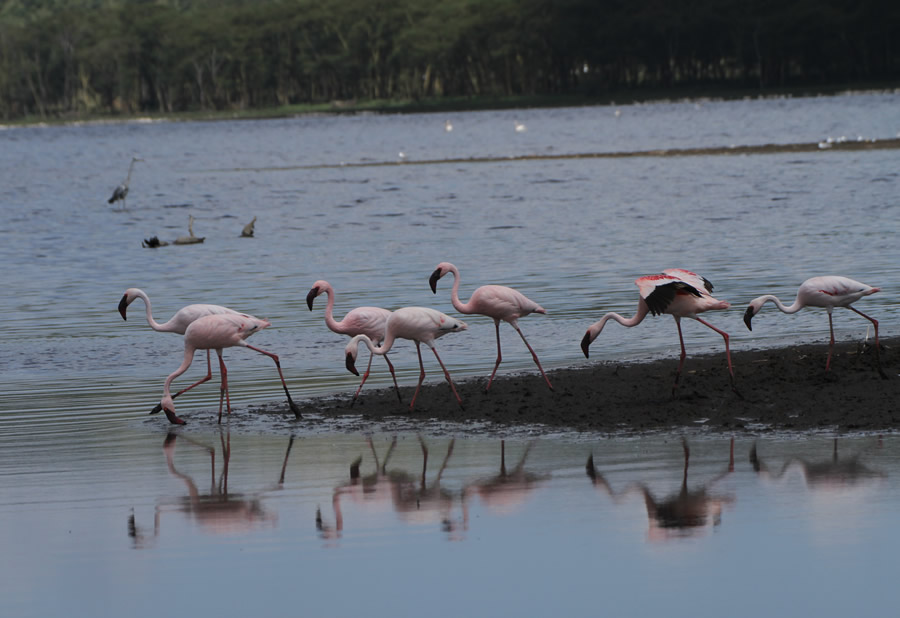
[1,0,898,120]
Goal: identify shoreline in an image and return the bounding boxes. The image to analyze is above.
[271,337,900,434]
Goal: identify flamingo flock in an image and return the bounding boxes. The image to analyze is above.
[119,269,887,425]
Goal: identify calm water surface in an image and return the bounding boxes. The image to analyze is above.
[2,92,900,615]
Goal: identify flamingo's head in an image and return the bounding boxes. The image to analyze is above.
[580,321,605,358]
[344,336,362,376]
[160,395,186,425]
[429,263,453,294]
[742,302,762,331]
[118,288,139,320]
[306,280,329,311]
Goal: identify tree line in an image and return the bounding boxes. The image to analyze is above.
[1,0,897,120]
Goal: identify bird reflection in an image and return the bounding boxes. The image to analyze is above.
[586,438,735,541]
[749,438,885,489]
[317,435,463,541]
[129,432,295,548]
[463,440,547,516]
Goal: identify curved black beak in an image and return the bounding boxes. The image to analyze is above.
[306,286,319,311]
[428,268,442,294]
[580,331,592,358]
[118,294,129,320]
[742,306,754,331]
[345,353,359,375]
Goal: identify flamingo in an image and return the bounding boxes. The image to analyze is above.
[344,307,467,411]
[581,269,738,396]
[429,262,553,392]
[108,156,142,208]
[306,280,401,404]
[118,288,301,418]
[161,312,295,425]
[743,276,886,378]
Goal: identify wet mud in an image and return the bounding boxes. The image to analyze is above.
[278,337,900,434]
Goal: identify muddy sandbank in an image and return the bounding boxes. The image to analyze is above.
[272,337,900,434]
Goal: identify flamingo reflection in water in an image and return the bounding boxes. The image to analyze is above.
[749,438,885,490]
[462,440,548,518]
[317,436,464,542]
[129,432,296,548]
[586,438,736,541]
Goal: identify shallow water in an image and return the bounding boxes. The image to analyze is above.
[1,427,897,617]
[2,93,900,615]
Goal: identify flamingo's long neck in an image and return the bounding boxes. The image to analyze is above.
[136,291,170,332]
[321,288,347,335]
[447,266,473,314]
[355,332,396,357]
[163,346,196,399]
[761,294,804,314]
[596,302,650,334]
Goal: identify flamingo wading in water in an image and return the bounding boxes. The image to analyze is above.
[344,307,467,411]
[307,280,401,404]
[161,312,294,425]
[429,262,553,392]
[743,276,886,378]
[581,269,738,396]
[118,288,301,418]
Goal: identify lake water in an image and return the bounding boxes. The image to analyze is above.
[2,91,900,615]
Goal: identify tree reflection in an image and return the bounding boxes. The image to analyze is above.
[586,438,735,541]
[129,431,295,548]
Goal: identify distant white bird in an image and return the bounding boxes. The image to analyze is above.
[514,121,527,133]
[445,120,453,132]
[108,157,143,208]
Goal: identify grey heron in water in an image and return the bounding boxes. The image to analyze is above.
[108,157,143,208]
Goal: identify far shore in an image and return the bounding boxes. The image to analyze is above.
[5,84,899,129]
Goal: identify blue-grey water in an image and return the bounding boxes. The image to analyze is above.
[2,91,900,616]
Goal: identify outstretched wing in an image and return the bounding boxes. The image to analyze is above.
[635,274,702,316]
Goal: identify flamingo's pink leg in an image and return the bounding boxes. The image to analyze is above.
[245,344,301,418]
[216,350,230,424]
[514,324,553,391]
[694,317,741,397]
[485,320,504,392]
[672,317,688,396]
[410,342,427,411]
[825,312,836,373]
[848,306,887,379]
[430,346,463,408]
[382,354,402,402]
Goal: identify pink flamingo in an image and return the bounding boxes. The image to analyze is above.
[429,262,553,392]
[581,269,738,396]
[306,280,400,404]
[743,275,886,378]
[345,307,467,411]
[119,288,301,417]
[160,312,298,425]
